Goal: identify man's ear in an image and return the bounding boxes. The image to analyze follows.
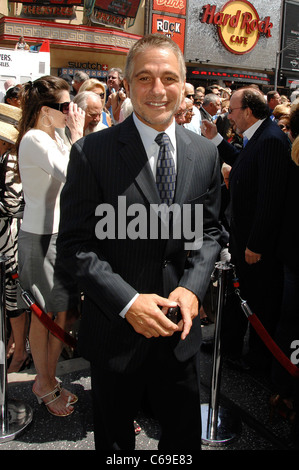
[123,79,130,98]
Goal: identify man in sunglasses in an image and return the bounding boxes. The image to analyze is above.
[184,83,202,134]
[202,86,291,373]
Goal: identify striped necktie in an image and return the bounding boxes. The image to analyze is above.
[155,132,176,206]
[243,136,248,148]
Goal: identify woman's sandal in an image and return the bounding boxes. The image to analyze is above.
[33,385,73,417]
[56,381,78,405]
[269,394,296,424]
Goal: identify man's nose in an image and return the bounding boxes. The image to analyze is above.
[151,78,165,95]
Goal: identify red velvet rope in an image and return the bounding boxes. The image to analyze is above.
[12,273,77,349]
[233,278,299,379]
[247,314,299,379]
[29,301,77,349]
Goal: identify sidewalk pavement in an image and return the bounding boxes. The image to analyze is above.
[1,323,297,452]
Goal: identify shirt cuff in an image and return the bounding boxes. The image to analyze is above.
[119,293,140,318]
[212,133,223,147]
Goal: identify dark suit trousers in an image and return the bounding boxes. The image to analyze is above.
[90,335,202,451]
[221,252,284,368]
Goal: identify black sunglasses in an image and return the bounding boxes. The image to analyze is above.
[44,102,70,114]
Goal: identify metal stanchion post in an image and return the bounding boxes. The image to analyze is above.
[201,261,241,446]
[0,253,33,443]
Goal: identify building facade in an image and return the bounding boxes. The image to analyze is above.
[0,0,298,93]
[0,0,144,79]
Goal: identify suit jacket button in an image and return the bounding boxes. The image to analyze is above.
[162,260,168,268]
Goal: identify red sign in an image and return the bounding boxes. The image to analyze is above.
[9,0,83,4]
[153,0,187,16]
[191,69,270,82]
[94,0,141,18]
[21,4,76,19]
[152,13,185,52]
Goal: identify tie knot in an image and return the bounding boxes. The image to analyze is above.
[155,132,170,147]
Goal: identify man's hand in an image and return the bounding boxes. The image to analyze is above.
[201,119,218,139]
[165,287,199,340]
[66,101,85,143]
[245,247,262,264]
[125,294,179,338]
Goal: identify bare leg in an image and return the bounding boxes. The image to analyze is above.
[48,310,78,404]
[30,313,73,416]
[7,311,30,373]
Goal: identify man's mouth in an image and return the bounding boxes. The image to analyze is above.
[147,102,167,107]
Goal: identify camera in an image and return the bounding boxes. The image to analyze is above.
[166,306,182,324]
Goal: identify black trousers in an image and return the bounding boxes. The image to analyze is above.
[90,337,202,451]
[221,252,283,366]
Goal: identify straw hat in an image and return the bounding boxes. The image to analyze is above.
[0,103,21,144]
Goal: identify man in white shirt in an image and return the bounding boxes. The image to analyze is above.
[184,83,202,134]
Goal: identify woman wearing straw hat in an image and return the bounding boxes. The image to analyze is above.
[15,76,85,417]
[0,103,30,373]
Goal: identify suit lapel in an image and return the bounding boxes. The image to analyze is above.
[174,124,194,207]
[118,117,194,212]
[118,115,160,205]
[231,118,272,175]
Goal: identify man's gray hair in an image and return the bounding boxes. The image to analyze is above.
[202,93,221,107]
[107,67,123,82]
[124,33,186,83]
[73,91,102,111]
[73,71,89,84]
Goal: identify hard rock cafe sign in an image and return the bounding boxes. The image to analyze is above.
[200,0,273,55]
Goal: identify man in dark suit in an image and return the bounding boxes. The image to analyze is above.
[202,87,290,371]
[57,34,222,450]
[199,93,222,123]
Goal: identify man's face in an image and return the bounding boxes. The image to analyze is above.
[270,93,281,109]
[194,92,204,107]
[211,87,221,96]
[124,46,185,132]
[227,90,249,134]
[107,72,121,91]
[207,98,221,116]
[84,98,103,132]
[175,101,187,125]
[185,84,195,102]
[184,101,194,123]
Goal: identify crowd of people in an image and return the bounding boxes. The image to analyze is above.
[0,32,299,449]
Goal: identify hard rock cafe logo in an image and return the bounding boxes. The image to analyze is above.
[200,0,273,55]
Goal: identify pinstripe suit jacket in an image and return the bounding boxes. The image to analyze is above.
[57,115,222,373]
[217,117,290,263]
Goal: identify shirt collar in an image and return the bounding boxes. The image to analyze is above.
[243,118,266,141]
[133,112,176,152]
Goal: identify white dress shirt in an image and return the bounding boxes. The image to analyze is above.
[119,113,177,317]
[211,118,266,147]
